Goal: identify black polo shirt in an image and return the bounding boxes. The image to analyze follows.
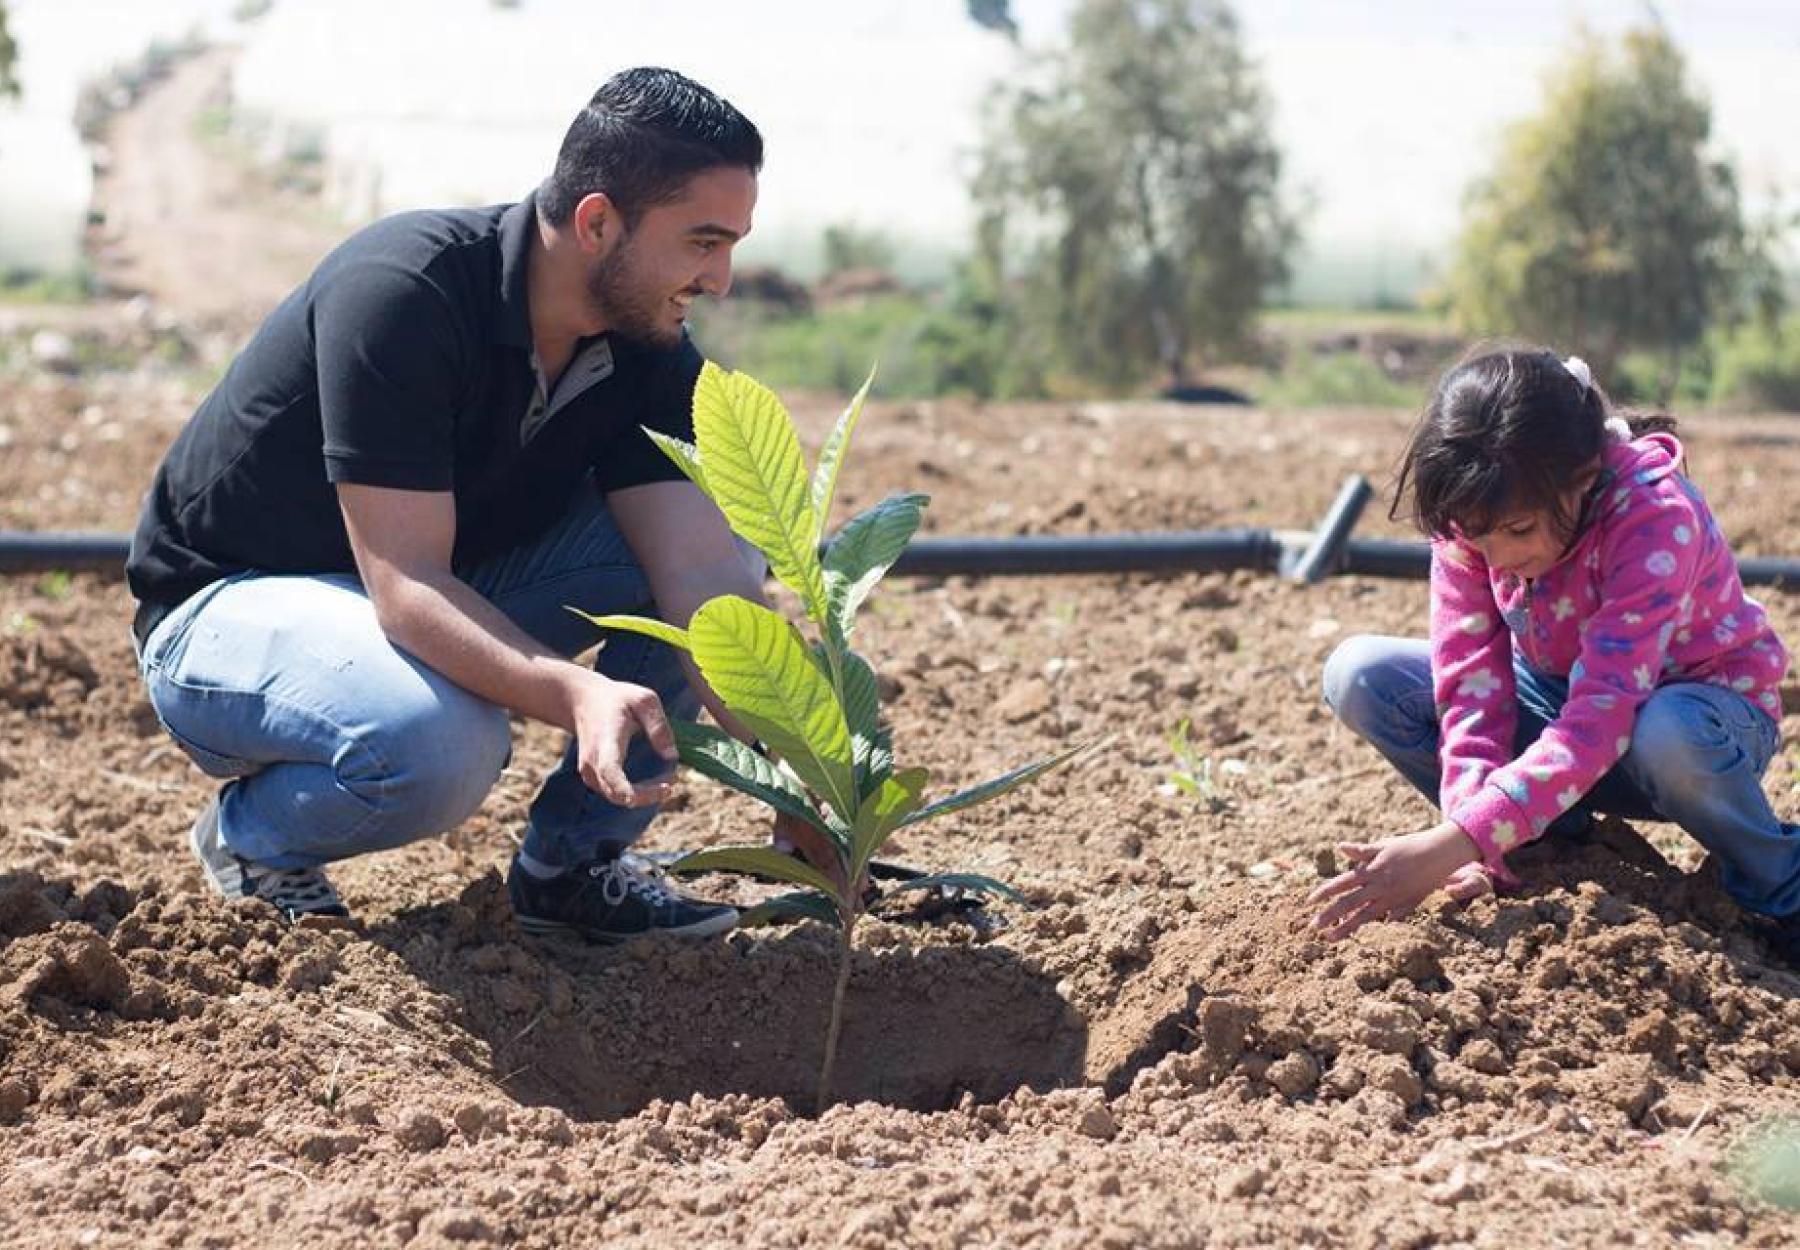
[126,192,700,642]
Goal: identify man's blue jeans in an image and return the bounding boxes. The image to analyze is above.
[137,487,696,871]
[1323,634,1800,919]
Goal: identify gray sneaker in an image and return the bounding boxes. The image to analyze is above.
[189,794,349,922]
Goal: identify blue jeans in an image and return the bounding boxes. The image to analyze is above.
[137,487,696,871]
[1322,634,1800,919]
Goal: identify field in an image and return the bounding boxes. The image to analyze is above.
[3,46,1800,1250]
[3,357,1800,1246]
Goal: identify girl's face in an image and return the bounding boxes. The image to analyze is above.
[1468,510,1568,580]
[1466,468,1602,580]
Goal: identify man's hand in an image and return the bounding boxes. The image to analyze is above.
[568,670,677,807]
[1306,820,1484,941]
[771,810,863,899]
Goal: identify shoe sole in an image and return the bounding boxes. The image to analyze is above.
[191,798,350,921]
[189,799,249,900]
[516,908,739,944]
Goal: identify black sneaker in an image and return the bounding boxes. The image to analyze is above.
[189,793,350,922]
[1764,911,1800,970]
[508,851,738,942]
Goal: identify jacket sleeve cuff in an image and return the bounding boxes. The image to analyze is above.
[1447,785,1532,878]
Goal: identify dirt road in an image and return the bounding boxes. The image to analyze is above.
[87,46,339,336]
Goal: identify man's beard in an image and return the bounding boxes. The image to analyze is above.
[586,237,685,349]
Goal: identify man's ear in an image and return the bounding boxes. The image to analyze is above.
[571,193,621,254]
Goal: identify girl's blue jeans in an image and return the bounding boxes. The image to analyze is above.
[137,486,696,871]
[1323,634,1800,920]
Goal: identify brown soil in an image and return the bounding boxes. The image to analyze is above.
[1,44,1797,1250]
[2,378,1799,1248]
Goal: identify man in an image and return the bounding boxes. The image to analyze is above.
[127,67,769,941]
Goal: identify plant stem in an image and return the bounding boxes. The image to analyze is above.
[816,913,857,1114]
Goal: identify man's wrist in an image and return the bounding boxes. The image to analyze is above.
[542,659,602,729]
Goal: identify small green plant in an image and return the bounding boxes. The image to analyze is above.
[1730,1118,1800,1211]
[1166,718,1230,812]
[35,570,72,600]
[580,361,1090,1111]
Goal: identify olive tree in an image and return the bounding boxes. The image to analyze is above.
[972,0,1299,392]
[1,1,20,101]
[1446,23,1780,391]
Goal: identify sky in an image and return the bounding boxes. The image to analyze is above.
[1,0,1797,302]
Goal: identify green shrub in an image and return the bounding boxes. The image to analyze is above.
[1707,317,1800,412]
[692,292,1044,400]
[1257,351,1416,408]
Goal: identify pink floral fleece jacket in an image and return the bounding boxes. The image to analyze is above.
[1431,426,1789,879]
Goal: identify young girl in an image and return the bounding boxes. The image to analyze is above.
[1309,346,1800,956]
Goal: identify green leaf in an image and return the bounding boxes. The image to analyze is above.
[672,721,835,834]
[568,609,691,653]
[883,872,1025,903]
[737,891,843,929]
[850,766,929,876]
[669,845,845,902]
[867,728,895,792]
[900,738,1105,829]
[644,428,709,496]
[692,361,827,621]
[822,493,929,641]
[688,596,859,823]
[817,644,889,800]
[809,364,876,537]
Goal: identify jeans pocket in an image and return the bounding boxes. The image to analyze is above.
[142,665,261,780]
[138,574,249,678]
[164,724,259,780]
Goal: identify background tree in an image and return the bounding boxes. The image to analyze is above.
[1,0,21,101]
[972,0,1298,392]
[1445,22,1779,393]
[820,224,897,279]
[966,0,1018,41]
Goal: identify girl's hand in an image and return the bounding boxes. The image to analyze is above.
[1443,861,1496,901]
[1306,821,1484,941]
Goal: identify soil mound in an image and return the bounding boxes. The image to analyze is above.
[1094,824,1800,1133]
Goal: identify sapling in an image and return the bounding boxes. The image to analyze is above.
[578,361,1091,1111]
[1165,717,1230,812]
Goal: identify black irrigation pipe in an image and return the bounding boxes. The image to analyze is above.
[5,473,1800,586]
[0,532,132,574]
[1281,474,1374,584]
[893,532,1800,587]
[890,528,1283,577]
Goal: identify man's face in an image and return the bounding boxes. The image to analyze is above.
[585,165,757,348]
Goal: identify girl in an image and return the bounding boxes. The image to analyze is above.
[1309,346,1800,955]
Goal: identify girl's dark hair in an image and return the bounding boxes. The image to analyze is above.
[539,67,763,228]
[1393,344,1677,542]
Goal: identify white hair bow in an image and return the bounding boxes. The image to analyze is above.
[1563,355,1592,395]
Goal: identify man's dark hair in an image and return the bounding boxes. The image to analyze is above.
[539,67,762,228]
